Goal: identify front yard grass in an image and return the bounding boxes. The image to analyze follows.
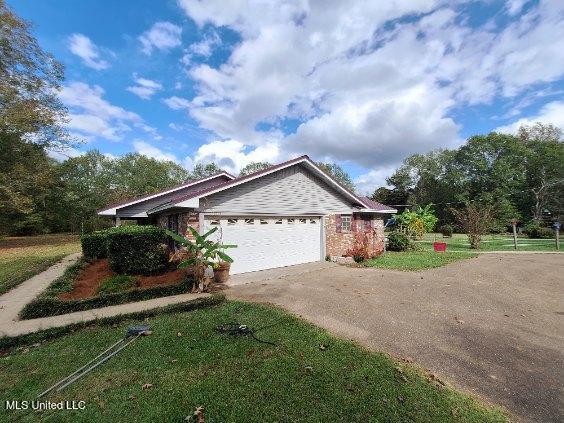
[0,301,507,422]
[0,234,80,295]
[417,233,560,252]
[364,251,478,271]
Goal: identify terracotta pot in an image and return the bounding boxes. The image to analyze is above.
[213,262,231,284]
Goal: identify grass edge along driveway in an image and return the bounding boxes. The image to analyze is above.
[364,251,478,271]
[0,301,507,422]
[0,234,80,295]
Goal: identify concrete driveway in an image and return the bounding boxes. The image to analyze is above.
[228,253,564,422]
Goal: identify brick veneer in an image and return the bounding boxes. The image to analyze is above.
[157,212,199,239]
[324,214,384,258]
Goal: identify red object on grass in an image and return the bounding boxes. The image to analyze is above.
[433,242,447,252]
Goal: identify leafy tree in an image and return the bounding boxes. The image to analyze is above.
[395,205,438,239]
[239,161,271,176]
[0,0,71,149]
[190,162,222,180]
[316,162,355,191]
[110,153,189,200]
[518,122,564,222]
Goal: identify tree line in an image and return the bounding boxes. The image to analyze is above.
[371,122,563,232]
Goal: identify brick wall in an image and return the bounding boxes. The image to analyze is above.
[156,212,199,239]
[324,214,384,258]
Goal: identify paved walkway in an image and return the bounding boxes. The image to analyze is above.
[0,254,210,337]
[228,253,564,423]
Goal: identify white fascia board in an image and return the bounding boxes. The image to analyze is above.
[355,208,397,214]
[175,198,200,208]
[97,172,232,215]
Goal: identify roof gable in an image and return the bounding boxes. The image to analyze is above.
[98,172,234,216]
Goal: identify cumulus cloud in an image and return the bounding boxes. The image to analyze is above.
[163,96,191,110]
[139,21,182,55]
[495,101,564,134]
[68,33,110,70]
[59,82,157,141]
[177,0,564,180]
[184,139,280,175]
[126,75,163,99]
[181,29,221,65]
[133,140,178,162]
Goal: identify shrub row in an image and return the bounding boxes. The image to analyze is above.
[1,295,225,352]
[523,223,554,239]
[81,225,169,275]
[387,231,412,252]
[20,277,195,319]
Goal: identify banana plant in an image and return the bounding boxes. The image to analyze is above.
[165,226,237,290]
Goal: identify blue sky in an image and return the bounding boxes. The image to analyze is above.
[11,0,564,192]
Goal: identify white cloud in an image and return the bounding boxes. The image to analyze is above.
[181,29,221,65]
[68,33,110,70]
[495,101,564,134]
[184,139,280,175]
[59,82,161,141]
[163,96,191,110]
[126,75,163,99]
[354,166,398,195]
[133,140,178,162]
[139,21,182,55]
[177,0,564,176]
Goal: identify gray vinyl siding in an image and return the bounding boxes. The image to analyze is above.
[202,164,355,215]
[117,175,230,217]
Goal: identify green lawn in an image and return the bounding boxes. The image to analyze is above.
[0,302,506,422]
[0,234,81,295]
[364,251,478,271]
[417,233,560,252]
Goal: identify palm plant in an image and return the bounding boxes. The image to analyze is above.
[165,226,236,291]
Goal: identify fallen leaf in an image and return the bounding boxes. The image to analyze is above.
[319,344,327,351]
[304,366,314,373]
[397,396,405,403]
[177,332,183,337]
[454,316,464,324]
[142,383,153,390]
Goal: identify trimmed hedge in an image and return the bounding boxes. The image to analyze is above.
[524,223,553,239]
[81,231,109,261]
[107,225,168,275]
[1,294,225,352]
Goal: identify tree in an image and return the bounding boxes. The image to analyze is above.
[452,202,494,249]
[0,0,71,149]
[239,161,271,176]
[518,122,562,143]
[316,162,355,191]
[518,122,564,222]
[190,162,222,180]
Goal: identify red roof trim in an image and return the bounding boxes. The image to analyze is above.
[97,171,234,213]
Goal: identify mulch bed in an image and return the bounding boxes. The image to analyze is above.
[59,259,187,300]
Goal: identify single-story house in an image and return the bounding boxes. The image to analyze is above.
[98,155,396,274]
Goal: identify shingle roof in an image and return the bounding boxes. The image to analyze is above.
[97,171,234,213]
[358,196,397,213]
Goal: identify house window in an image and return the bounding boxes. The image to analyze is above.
[341,215,352,232]
[287,218,295,224]
[260,219,268,225]
[275,219,283,224]
[227,219,238,225]
[310,219,317,224]
[245,218,255,225]
[209,219,220,226]
[299,218,307,224]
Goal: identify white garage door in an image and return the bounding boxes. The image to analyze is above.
[204,217,322,274]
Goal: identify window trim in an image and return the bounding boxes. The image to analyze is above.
[341,215,352,232]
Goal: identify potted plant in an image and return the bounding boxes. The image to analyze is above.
[165,226,237,291]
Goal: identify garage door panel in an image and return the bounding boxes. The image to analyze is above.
[204,217,321,274]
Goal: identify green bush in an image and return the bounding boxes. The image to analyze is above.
[80,231,109,261]
[387,231,411,252]
[439,224,453,238]
[97,275,136,295]
[82,216,114,234]
[524,222,553,239]
[107,225,169,275]
[20,278,194,319]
